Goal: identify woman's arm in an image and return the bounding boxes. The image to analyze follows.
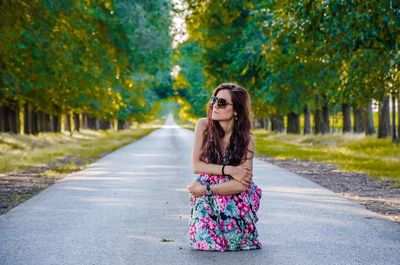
[191,118,253,186]
[187,179,246,197]
[212,135,254,195]
[188,127,255,197]
[192,118,224,175]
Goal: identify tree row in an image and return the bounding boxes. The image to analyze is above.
[174,0,399,142]
[0,0,173,134]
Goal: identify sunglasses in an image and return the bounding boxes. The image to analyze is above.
[209,96,233,109]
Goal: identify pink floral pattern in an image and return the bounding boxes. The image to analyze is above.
[188,173,262,252]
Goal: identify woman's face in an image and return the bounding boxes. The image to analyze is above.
[211,89,235,121]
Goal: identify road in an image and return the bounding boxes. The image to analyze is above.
[1,115,399,265]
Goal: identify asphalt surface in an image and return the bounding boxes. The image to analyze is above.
[1,115,399,265]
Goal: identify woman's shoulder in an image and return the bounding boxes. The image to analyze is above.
[198,117,207,125]
[248,132,255,148]
[195,117,208,130]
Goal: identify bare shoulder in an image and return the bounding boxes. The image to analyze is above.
[195,117,208,132]
[249,133,255,147]
[247,133,255,156]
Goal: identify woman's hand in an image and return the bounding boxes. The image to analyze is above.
[226,164,253,186]
[186,181,205,198]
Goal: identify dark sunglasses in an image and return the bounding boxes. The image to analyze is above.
[209,96,233,109]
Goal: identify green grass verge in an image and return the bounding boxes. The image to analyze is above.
[0,119,164,175]
[253,129,400,187]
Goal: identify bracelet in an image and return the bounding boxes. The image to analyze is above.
[205,184,213,196]
[210,184,218,195]
[222,165,226,175]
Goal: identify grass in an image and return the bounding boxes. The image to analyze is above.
[174,115,196,131]
[0,117,165,175]
[253,129,400,187]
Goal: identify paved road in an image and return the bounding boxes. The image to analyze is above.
[1,115,399,265]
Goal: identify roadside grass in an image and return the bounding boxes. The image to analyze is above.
[174,116,196,131]
[253,129,400,187]
[0,118,165,176]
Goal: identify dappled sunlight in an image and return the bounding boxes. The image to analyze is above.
[258,212,355,227]
[62,186,148,193]
[163,214,191,221]
[127,153,168,158]
[62,176,128,181]
[161,124,182,129]
[62,186,99,192]
[70,170,111,175]
[141,164,188,169]
[263,186,336,196]
[169,188,190,193]
[129,234,167,243]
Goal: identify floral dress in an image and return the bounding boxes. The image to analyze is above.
[188,171,263,252]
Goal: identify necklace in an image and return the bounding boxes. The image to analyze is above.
[221,147,229,165]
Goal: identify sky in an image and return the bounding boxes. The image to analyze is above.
[170,0,189,49]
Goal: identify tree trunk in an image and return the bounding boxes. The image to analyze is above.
[314,95,329,134]
[303,106,311,135]
[263,118,269,129]
[366,101,376,135]
[54,114,62,133]
[392,94,397,142]
[65,113,71,132]
[84,114,88,129]
[118,119,130,130]
[0,105,4,132]
[32,109,38,134]
[112,118,118,131]
[54,115,60,132]
[378,95,391,138]
[60,114,66,132]
[36,112,42,133]
[95,118,100,130]
[82,114,89,129]
[253,118,261,129]
[79,113,84,130]
[17,100,25,135]
[74,113,80,132]
[314,108,322,134]
[49,115,54,132]
[68,111,74,135]
[255,118,269,130]
[102,119,110,130]
[342,103,351,133]
[87,115,93,129]
[322,101,330,134]
[6,107,11,132]
[26,103,32,134]
[271,115,284,132]
[353,106,366,133]
[10,107,17,133]
[43,113,50,132]
[287,112,300,134]
[398,94,400,143]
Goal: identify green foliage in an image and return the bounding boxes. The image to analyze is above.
[0,0,174,122]
[177,0,400,122]
[173,41,209,117]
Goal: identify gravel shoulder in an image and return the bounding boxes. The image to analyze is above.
[258,155,400,224]
[0,155,103,216]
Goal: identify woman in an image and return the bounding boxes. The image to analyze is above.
[186,83,262,252]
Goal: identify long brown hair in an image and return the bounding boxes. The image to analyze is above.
[199,83,253,166]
